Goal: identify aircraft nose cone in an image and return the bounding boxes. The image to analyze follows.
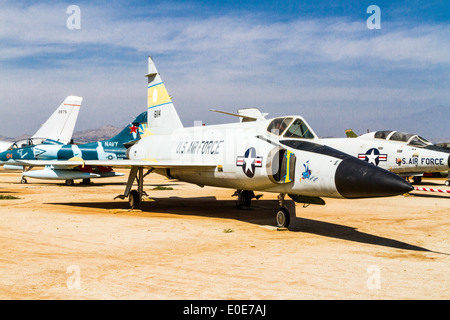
[0,151,9,162]
[335,157,413,198]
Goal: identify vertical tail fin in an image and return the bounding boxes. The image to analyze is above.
[32,96,82,144]
[146,56,183,134]
[345,129,358,138]
[104,111,148,147]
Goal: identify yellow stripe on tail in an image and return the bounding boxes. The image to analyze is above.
[148,82,171,109]
[145,56,183,134]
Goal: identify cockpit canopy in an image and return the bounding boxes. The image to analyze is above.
[373,130,432,148]
[8,137,63,150]
[267,117,315,139]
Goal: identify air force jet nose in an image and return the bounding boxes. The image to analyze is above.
[335,157,414,198]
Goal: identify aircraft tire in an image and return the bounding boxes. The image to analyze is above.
[65,179,74,186]
[275,207,290,228]
[21,177,27,184]
[445,180,450,187]
[242,190,252,207]
[237,190,253,207]
[129,190,141,209]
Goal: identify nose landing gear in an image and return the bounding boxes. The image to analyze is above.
[275,207,290,228]
[276,193,290,228]
[234,190,291,228]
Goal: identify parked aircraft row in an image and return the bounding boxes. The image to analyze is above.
[0,57,448,227]
[2,111,148,185]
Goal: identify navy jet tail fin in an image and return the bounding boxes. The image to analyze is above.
[103,111,149,148]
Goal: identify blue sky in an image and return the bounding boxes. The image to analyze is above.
[0,0,449,139]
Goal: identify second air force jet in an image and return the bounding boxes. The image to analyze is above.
[12,57,414,228]
[325,130,450,185]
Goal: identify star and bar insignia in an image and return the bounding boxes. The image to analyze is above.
[236,147,263,178]
[358,148,387,166]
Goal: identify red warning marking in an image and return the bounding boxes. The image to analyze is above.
[414,187,450,194]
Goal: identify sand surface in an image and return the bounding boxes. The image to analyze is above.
[0,168,449,300]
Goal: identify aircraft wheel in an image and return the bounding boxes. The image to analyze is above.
[237,190,254,207]
[129,190,141,209]
[445,180,450,187]
[65,179,74,186]
[412,176,422,184]
[20,177,27,184]
[275,207,290,228]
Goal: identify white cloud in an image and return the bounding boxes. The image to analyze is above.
[1,3,449,66]
[0,2,449,138]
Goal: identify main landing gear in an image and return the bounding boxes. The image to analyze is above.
[233,190,262,207]
[117,172,293,228]
[129,189,141,209]
[234,190,291,228]
[412,176,422,184]
[115,167,151,209]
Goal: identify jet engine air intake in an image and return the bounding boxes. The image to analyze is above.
[266,147,296,184]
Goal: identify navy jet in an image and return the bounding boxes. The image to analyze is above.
[0,111,148,185]
[0,96,82,152]
[11,57,414,228]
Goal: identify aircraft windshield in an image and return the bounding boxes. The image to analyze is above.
[267,117,293,136]
[283,118,315,139]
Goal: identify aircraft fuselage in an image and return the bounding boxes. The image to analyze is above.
[129,118,412,199]
[322,136,450,176]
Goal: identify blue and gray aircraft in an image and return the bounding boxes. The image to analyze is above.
[0,111,148,185]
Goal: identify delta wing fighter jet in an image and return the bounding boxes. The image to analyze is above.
[324,130,450,185]
[12,57,414,227]
[0,111,148,185]
[0,96,82,152]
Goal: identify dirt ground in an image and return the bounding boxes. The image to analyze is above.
[0,167,448,300]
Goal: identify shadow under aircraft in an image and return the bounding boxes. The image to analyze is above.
[47,195,445,255]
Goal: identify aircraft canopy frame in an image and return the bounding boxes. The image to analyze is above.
[267,117,315,140]
[8,137,64,150]
[373,130,432,148]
